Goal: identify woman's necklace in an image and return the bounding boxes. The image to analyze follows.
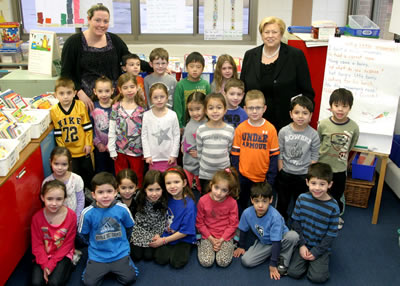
[263,45,280,59]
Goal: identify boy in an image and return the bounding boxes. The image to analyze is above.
[78,172,137,286]
[233,182,299,280]
[318,88,359,229]
[174,51,211,128]
[231,90,280,211]
[276,96,320,222]
[223,78,248,128]
[287,162,339,283]
[144,48,177,109]
[51,77,93,189]
[122,53,146,105]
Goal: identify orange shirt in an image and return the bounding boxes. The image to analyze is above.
[231,119,280,182]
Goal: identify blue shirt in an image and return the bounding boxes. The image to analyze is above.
[162,197,197,245]
[239,205,288,244]
[78,201,134,263]
[224,107,248,128]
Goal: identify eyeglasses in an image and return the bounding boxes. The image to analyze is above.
[153,62,168,67]
[246,106,264,112]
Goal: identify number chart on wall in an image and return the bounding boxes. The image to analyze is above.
[319,36,400,154]
[34,0,114,27]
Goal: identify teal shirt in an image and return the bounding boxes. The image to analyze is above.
[173,78,210,128]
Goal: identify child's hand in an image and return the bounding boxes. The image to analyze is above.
[189,149,198,158]
[213,237,224,251]
[83,145,92,155]
[149,236,163,248]
[43,267,51,283]
[233,247,245,257]
[207,235,217,246]
[168,157,176,165]
[300,245,313,260]
[96,143,107,152]
[269,265,281,280]
[180,128,184,135]
[145,157,153,165]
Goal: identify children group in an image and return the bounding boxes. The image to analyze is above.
[30,47,360,286]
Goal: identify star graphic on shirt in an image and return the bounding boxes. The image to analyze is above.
[152,127,171,145]
[183,137,192,153]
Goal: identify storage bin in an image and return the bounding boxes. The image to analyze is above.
[0,139,19,176]
[344,175,375,208]
[15,124,31,152]
[389,135,400,168]
[351,152,377,181]
[346,15,380,37]
[3,109,49,139]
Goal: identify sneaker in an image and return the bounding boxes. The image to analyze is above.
[338,217,344,230]
[277,257,288,276]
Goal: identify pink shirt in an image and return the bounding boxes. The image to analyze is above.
[31,208,77,272]
[196,193,239,241]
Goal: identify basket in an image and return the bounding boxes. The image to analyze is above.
[344,175,375,208]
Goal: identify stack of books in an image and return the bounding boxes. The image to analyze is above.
[0,89,29,109]
[0,112,20,139]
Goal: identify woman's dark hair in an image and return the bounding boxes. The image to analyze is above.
[136,170,168,214]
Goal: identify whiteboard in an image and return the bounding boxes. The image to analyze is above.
[319,36,400,154]
[34,0,114,27]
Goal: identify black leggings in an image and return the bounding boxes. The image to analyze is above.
[31,256,73,286]
[154,242,192,269]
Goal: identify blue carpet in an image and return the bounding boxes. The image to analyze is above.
[6,182,400,286]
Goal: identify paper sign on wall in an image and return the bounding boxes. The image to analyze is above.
[28,30,61,76]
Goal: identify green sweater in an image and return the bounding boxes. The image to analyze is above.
[318,117,359,172]
[173,78,210,128]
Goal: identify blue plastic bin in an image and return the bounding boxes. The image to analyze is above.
[351,153,377,181]
[389,135,400,168]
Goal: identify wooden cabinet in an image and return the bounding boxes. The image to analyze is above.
[0,143,44,285]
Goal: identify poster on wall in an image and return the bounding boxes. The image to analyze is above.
[34,0,114,27]
[204,0,243,40]
[319,36,400,154]
[28,30,61,76]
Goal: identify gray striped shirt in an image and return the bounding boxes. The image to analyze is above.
[196,123,234,180]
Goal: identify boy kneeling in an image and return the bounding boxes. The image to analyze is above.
[234,182,298,280]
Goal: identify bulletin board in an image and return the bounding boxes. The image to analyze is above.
[319,36,400,154]
[34,0,113,27]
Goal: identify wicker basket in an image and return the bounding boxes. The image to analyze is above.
[344,175,375,208]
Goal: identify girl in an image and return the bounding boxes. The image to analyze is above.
[42,147,84,222]
[31,180,77,286]
[151,166,197,269]
[116,169,138,217]
[211,54,238,94]
[130,170,168,261]
[108,73,146,187]
[90,76,115,175]
[182,92,207,193]
[142,83,180,172]
[196,167,239,268]
[196,93,235,193]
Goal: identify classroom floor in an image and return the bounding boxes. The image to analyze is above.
[6,180,400,286]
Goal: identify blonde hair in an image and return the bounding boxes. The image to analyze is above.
[258,16,286,36]
[87,4,110,19]
[212,54,238,92]
[245,90,265,105]
[113,73,145,107]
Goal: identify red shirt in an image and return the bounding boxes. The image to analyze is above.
[31,208,77,272]
[196,193,238,241]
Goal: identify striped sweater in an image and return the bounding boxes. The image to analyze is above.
[292,192,339,258]
[196,123,234,180]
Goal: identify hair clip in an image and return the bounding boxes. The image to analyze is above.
[225,168,231,174]
[150,82,168,89]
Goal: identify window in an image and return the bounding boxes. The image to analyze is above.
[14,0,257,44]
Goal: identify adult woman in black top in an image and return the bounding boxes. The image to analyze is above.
[61,4,151,111]
[240,16,314,131]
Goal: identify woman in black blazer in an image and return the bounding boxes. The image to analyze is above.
[240,16,314,131]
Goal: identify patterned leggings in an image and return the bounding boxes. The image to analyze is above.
[197,239,234,268]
